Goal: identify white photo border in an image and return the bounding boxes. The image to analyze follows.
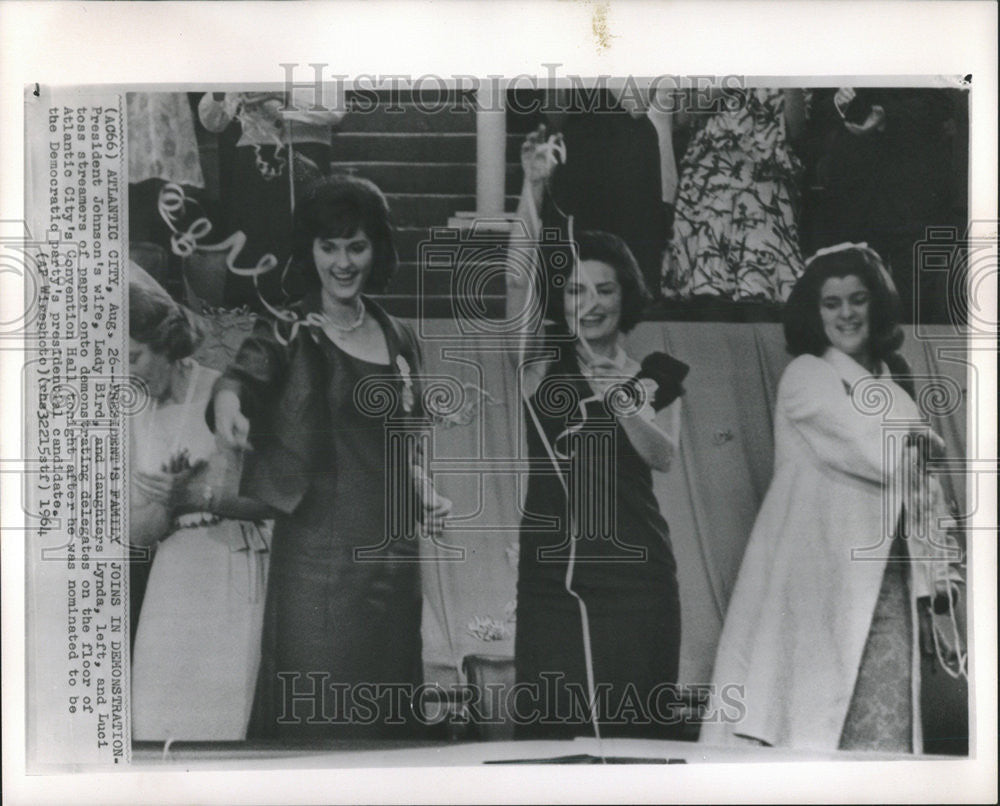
[1,1,996,804]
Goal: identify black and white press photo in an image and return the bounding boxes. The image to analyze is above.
[5,3,997,804]
[119,79,973,754]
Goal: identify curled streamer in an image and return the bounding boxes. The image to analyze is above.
[109,377,151,417]
[851,377,894,417]
[157,183,279,277]
[252,143,286,181]
[603,380,646,418]
[533,375,578,418]
[421,377,466,420]
[157,183,310,345]
[917,376,963,417]
[49,382,80,416]
[353,377,402,417]
[233,95,288,180]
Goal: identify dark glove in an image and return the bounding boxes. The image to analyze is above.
[636,351,689,410]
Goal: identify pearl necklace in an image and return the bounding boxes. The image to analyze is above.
[322,298,366,333]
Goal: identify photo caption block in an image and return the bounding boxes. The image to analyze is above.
[24,88,131,769]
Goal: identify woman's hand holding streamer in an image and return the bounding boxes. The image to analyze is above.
[902,429,950,545]
[906,428,947,467]
[133,458,208,511]
[412,464,452,539]
[520,124,565,188]
[844,105,886,136]
[213,390,252,451]
[520,123,568,214]
[925,429,947,461]
[581,355,624,397]
[834,86,857,114]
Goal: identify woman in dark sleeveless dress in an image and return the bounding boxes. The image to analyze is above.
[511,166,688,737]
[209,176,450,740]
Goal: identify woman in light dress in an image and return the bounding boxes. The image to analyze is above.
[702,244,962,752]
[128,279,273,741]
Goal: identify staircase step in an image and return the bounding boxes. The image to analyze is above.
[387,193,518,227]
[384,256,510,300]
[389,194,473,227]
[331,132,528,164]
[384,261,443,297]
[394,226,432,260]
[344,88,481,108]
[398,226,512,263]
[333,162,476,194]
[332,133,476,163]
[339,103,477,134]
[332,162,523,197]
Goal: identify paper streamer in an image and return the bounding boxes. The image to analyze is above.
[157,182,315,345]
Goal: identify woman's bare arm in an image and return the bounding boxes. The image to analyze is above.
[173,443,279,521]
[129,494,173,547]
[509,126,564,400]
[617,404,679,472]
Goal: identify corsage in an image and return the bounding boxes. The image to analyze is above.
[396,354,415,413]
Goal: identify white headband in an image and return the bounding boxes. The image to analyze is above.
[804,241,883,267]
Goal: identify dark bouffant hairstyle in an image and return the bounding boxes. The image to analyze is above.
[290,174,398,294]
[129,282,202,361]
[784,246,904,362]
[569,229,652,333]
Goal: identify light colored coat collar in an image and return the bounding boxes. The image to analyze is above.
[822,346,886,391]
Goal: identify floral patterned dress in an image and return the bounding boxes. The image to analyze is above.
[126,93,204,188]
[663,88,807,302]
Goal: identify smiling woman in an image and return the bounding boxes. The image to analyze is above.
[512,205,690,736]
[702,243,962,752]
[313,232,373,299]
[207,175,451,739]
[818,275,872,368]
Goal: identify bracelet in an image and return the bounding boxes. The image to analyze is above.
[173,512,224,531]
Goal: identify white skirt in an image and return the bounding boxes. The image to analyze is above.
[131,519,270,741]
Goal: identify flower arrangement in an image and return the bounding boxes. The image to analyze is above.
[467,616,511,642]
[467,597,517,643]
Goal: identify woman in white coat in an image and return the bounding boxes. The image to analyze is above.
[701,244,961,753]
